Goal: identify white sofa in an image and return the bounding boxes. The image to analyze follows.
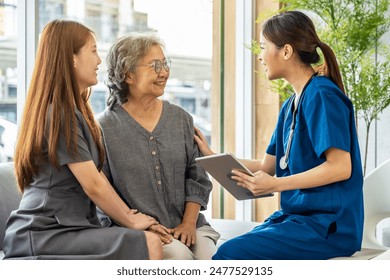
[1,161,390,259]
[0,162,21,259]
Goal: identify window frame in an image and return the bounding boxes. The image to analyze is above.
[234,0,255,221]
[16,0,39,123]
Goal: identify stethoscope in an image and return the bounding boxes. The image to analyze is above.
[279,73,317,170]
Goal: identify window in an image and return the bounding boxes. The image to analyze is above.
[132,0,213,146]
[2,0,277,222]
[0,0,17,162]
[1,0,213,165]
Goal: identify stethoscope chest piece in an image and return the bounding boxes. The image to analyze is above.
[279,155,288,170]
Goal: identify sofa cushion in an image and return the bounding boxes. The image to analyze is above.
[209,218,260,247]
[0,162,20,251]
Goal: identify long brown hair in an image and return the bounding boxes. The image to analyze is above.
[262,11,345,94]
[14,20,105,192]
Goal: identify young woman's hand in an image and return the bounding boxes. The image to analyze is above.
[194,127,215,156]
[129,212,159,230]
[148,224,173,244]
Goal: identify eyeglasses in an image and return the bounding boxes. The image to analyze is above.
[138,58,171,74]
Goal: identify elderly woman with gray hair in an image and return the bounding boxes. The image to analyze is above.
[97,33,220,260]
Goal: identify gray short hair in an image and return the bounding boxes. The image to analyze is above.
[106,33,164,108]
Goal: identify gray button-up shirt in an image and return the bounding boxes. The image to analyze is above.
[97,101,212,228]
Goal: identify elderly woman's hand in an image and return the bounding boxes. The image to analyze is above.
[173,222,197,247]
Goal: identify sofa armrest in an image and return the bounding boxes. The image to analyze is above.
[0,162,20,251]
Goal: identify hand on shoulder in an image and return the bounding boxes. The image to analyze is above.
[194,127,215,156]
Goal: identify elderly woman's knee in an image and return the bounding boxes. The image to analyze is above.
[163,239,195,260]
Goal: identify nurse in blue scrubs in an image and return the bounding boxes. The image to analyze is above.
[194,10,364,260]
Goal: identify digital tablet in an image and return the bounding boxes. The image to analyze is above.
[195,153,274,200]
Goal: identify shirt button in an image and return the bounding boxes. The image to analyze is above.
[151,151,157,155]
[155,166,159,170]
[157,180,161,185]
[149,136,154,141]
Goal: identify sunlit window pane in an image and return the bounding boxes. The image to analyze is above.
[0,0,17,162]
[0,0,212,164]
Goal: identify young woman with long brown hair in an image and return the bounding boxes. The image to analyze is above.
[2,20,162,260]
[195,11,364,259]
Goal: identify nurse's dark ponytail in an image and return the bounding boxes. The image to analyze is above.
[316,41,345,94]
[262,11,346,95]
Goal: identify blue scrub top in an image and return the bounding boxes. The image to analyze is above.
[266,76,364,250]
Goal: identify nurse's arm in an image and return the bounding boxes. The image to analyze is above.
[240,153,276,176]
[276,147,352,191]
